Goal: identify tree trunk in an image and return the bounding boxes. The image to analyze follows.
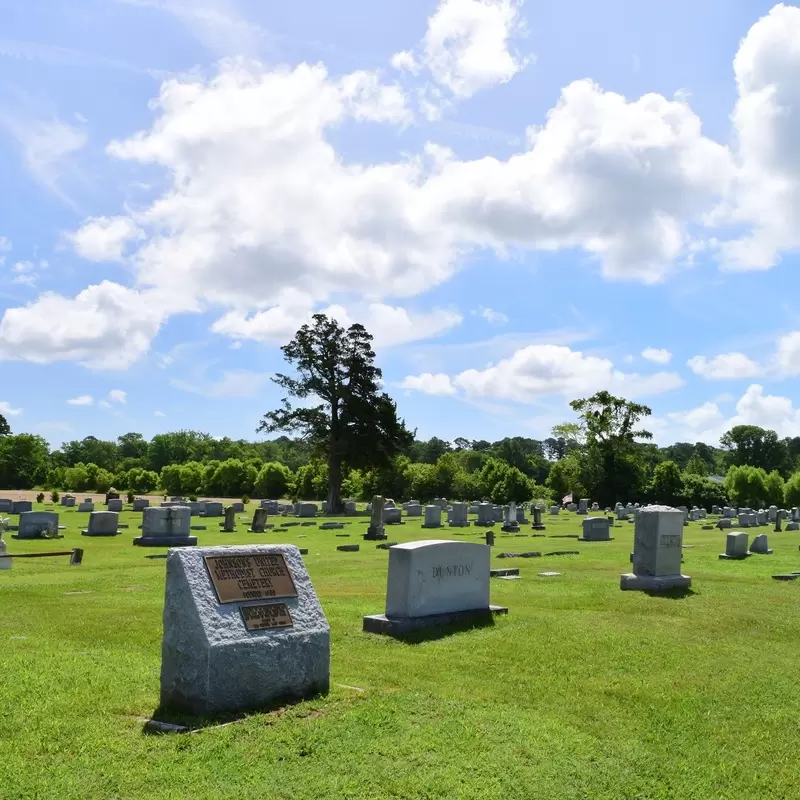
[327,450,342,514]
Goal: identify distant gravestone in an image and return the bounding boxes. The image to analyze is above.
[82,511,119,537]
[433,498,447,509]
[134,506,196,547]
[250,507,268,533]
[61,495,76,507]
[621,505,691,592]
[550,505,560,515]
[501,502,520,533]
[567,503,577,512]
[222,506,236,533]
[531,506,545,531]
[344,501,357,515]
[296,502,317,518]
[14,511,61,540]
[750,534,773,555]
[476,503,494,526]
[0,525,9,570]
[260,500,279,514]
[78,501,94,513]
[160,544,330,716]
[204,502,224,518]
[107,499,123,513]
[132,498,150,511]
[448,503,469,527]
[12,501,32,514]
[364,495,387,540]
[577,499,589,515]
[720,532,750,560]
[422,505,442,529]
[406,503,422,517]
[363,540,507,636]
[579,517,612,542]
[230,502,244,514]
[0,499,12,513]
[383,507,402,525]
[775,510,783,533]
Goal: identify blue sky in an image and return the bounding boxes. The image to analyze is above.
[1,0,800,449]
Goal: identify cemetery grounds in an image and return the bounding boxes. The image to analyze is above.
[1,503,799,800]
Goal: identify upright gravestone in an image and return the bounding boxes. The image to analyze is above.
[14,511,61,540]
[577,499,589,515]
[82,511,119,537]
[620,505,691,592]
[531,506,545,530]
[363,540,507,636]
[501,502,519,533]
[406,503,422,517]
[579,517,612,542]
[230,502,244,514]
[750,534,773,555]
[775,510,783,533]
[422,505,442,529]
[344,501,357,515]
[107,499,123,513]
[204,502,224,518]
[160,544,330,716]
[78,500,94,513]
[364,495,387,540]
[61,495,75,507]
[0,521,10,570]
[12,501,32,514]
[550,505,560,515]
[250,507,268,533]
[448,503,469,527]
[0,499,12,513]
[132,498,150,511]
[476,503,494,526]
[261,500,279,514]
[720,532,750,560]
[222,506,236,533]
[383,507,402,525]
[134,506,196,547]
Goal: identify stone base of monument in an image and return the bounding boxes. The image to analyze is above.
[719,552,751,560]
[474,520,494,527]
[363,605,508,636]
[81,530,120,537]
[490,568,519,577]
[133,536,198,547]
[577,536,614,542]
[620,573,692,591]
[531,524,546,531]
[448,522,470,527]
[12,534,63,540]
[501,524,520,533]
[750,548,774,555]
[773,572,800,580]
[363,530,388,540]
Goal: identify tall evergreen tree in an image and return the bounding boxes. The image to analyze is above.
[258,314,414,512]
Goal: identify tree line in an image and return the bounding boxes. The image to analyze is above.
[3,314,800,508]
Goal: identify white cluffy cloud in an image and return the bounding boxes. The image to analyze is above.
[212,298,462,348]
[0,400,22,416]
[719,4,800,270]
[108,389,127,404]
[402,343,683,403]
[472,307,509,325]
[392,0,529,98]
[70,216,143,262]
[687,352,763,380]
[641,347,672,364]
[0,281,186,369]
[67,395,94,406]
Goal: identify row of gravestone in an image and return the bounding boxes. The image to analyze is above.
[159,504,704,718]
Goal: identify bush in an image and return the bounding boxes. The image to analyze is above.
[188,493,198,503]
[36,492,45,504]
[50,490,60,503]
[126,489,135,504]
[241,495,250,505]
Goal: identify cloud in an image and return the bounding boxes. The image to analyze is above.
[1,114,87,197]
[392,0,529,98]
[641,347,672,364]
[667,401,723,431]
[154,410,166,417]
[403,344,683,402]
[687,352,762,380]
[212,299,462,348]
[171,369,272,398]
[67,395,94,406]
[774,331,800,376]
[0,281,181,369]
[718,4,800,270]
[472,307,508,325]
[108,389,127,404]
[70,217,143,262]
[0,400,22,416]
[726,383,800,437]
[10,261,37,287]
[399,372,456,396]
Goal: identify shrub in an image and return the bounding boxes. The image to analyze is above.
[36,492,45,504]
[126,489,135,504]
[188,493,198,503]
[50,490,60,503]
[241,495,250,505]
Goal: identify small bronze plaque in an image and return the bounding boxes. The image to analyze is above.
[204,553,298,603]
[240,602,293,631]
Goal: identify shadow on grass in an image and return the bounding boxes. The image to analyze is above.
[643,587,697,600]
[549,534,580,539]
[392,615,497,645]
[145,689,327,734]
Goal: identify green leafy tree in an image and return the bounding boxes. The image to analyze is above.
[148,431,214,472]
[259,314,413,512]
[650,460,684,506]
[0,413,10,436]
[724,465,768,507]
[0,434,49,488]
[545,455,585,501]
[681,474,727,508]
[783,471,800,507]
[404,462,438,501]
[720,425,787,473]
[764,470,785,506]
[683,453,708,477]
[451,469,482,501]
[61,436,118,471]
[254,462,293,499]
[569,391,652,506]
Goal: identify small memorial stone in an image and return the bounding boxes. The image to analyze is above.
[160,544,329,716]
[720,532,750,560]
[107,498,123,513]
[81,511,120,537]
[337,544,360,552]
[476,503,494,526]
[12,500,32,514]
[448,503,469,527]
[344,501,357,515]
[364,495,388,540]
[383,507,402,525]
[577,498,589,515]
[531,506,545,530]
[250,507,268,533]
[14,511,61,540]
[78,501,94,513]
[221,506,236,533]
[132,498,150,511]
[134,506,196,547]
[749,534,773,555]
[501,502,520,533]
[422,504,442,529]
[204,502,224,518]
[579,517,612,542]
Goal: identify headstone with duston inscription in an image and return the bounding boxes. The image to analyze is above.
[134,506,196,547]
[160,544,330,716]
[362,540,507,636]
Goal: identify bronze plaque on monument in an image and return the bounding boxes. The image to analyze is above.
[204,553,298,603]
[240,602,294,631]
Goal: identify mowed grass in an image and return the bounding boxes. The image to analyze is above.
[2,505,800,800]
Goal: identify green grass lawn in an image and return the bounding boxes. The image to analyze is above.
[2,505,800,800]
